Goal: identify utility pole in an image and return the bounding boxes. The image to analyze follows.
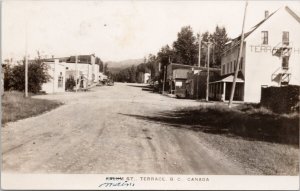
[24,21,28,98]
[197,32,201,100]
[198,31,201,67]
[229,1,248,108]
[206,41,211,102]
[87,58,89,88]
[162,65,166,93]
[53,59,56,93]
[75,55,78,93]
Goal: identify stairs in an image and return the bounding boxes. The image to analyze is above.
[271,67,291,86]
[272,42,292,57]
[271,41,292,86]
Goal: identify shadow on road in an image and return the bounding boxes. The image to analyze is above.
[127,84,154,92]
[119,106,299,146]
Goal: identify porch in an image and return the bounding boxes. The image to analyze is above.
[209,75,244,101]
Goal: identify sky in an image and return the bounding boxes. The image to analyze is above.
[2,0,300,62]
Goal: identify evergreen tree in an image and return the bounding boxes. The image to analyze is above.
[173,26,198,65]
[211,25,230,68]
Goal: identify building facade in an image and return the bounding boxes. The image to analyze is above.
[41,54,100,93]
[41,59,66,93]
[209,6,300,102]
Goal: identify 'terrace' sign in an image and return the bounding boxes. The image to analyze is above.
[250,45,300,54]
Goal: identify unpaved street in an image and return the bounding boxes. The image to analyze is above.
[2,83,246,174]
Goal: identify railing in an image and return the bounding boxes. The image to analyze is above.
[271,41,293,86]
[272,41,292,57]
[271,67,291,86]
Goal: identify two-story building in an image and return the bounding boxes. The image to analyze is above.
[41,54,100,93]
[209,6,300,102]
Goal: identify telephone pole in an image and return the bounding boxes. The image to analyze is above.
[75,55,78,93]
[206,41,211,102]
[197,31,202,100]
[198,31,201,67]
[162,65,166,93]
[24,21,28,98]
[228,1,248,108]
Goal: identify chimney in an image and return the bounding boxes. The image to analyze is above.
[265,10,269,19]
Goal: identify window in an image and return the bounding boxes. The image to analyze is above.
[234,61,237,71]
[282,31,289,46]
[240,57,243,70]
[222,65,225,75]
[58,72,63,88]
[282,56,289,69]
[261,31,268,45]
[227,63,229,74]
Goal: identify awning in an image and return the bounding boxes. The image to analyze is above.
[210,75,244,84]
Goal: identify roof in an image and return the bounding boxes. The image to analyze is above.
[210,75,244,84]
[43,55,97,65]
[67,55,93,64]
[43,57,70,62]
[285,6,300,23]
[168,63,220,72]
[222,6,300,55]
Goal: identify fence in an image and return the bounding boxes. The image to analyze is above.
[261,85,300,113]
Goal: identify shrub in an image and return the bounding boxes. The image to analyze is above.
[65,76,76,91]
[4,58,50,93]
[261,85,300,113]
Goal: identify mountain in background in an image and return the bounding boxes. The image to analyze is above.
[106,58,144,73]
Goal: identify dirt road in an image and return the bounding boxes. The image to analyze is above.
[2,83,246,174]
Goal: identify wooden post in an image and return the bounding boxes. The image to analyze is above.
[24,22,28,98]
[222,82,226,101]
[197,31,201,100]
[75,55,78,92]
[196,73,199,100]
[53,60,56,93]
[25,55,28,97]
[198,31,201,67]
[86,60,89,88]
[229,1,248,107]
[206,42,211,101]
[162,65,166,93]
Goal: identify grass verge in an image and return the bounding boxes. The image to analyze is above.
[122,103,299,175]
[199,130,299,175]
[2,91,62,125]
[127,103,299,145]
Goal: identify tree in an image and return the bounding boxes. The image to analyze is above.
[4,55,51,93]
[103,63,108,75]
[145,54,159,78]
[157,45,174,67]
[199,31,211,67]
[211,25,229,68]
[129,65,137,83]
[96,57,104,72]
[173,26,198,65]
